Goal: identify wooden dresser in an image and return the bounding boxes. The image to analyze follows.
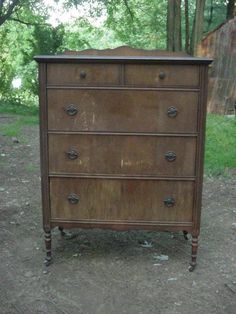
[35,47,212,271]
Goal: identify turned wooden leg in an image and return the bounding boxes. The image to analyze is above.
[189,234,199,272]
[44,230,52,266]
[58,226,66,236]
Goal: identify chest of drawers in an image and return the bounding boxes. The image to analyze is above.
[35,47,212,271]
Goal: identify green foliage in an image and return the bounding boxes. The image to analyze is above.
[25,162,38,173]
[0,100,38,115]
[204,0,228,33]
[105,0,167,49]
[0,0,231,117]
[205,114,236,176]
[0,3,65,110]
[61,19,122,50]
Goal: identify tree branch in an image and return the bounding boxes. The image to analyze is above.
[226,0,235,20]
[0,0,20,26]
[185,0,190,53]
[9,16,50,27]
[123,0,134,20]
[0,1,4,15]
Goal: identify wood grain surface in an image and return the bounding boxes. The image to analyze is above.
[50,178,194,222]
[48,134,196,176]
[47,89,199,133]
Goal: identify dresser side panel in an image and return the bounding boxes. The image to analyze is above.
[39,63,51,231]
[193,65,209,234]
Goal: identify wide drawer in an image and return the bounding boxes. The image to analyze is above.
[125,64,199,87]
[48,134,196,176]
[47,63,120,86]
[50,178,194,222]
[47,89,198,133]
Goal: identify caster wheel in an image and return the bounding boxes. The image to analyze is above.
[44,257,52,267]
[188,264,196,272]
[183,230,188,240]
[58,226,66,236]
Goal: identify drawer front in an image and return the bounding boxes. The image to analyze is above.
[47,63,120,86]
[48,134,196,176]
[47,90,198,133]
[50,178,194,222]
[125,64,199,87]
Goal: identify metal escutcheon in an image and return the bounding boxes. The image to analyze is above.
[167,106,178,118]
[67,193,80,204]
[159,71,166,79]
[164,197,175,207]
[65,104,78,116]
[80,70,86,79]
[66,149,79,160]
[165,151,176,162]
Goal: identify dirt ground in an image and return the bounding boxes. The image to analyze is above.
[0,114,236,314]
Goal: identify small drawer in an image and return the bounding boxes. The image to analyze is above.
[125,64,199,87]
[50,178,194,222]
[48,134,196,177]
[47,89,198,133]
[47,63,120,86]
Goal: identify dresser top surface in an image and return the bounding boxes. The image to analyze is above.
[34,54,212,64]
[34,46,212,65]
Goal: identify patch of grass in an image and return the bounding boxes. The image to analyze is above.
[25,163,38,173]
[0,115,39,137]
[0,101,38,116]
[205,114,236,176]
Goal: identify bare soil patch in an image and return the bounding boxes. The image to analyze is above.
[0,115,236,314]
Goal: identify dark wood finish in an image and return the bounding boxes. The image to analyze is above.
[50,220,192,231]
[38,63,50,233]
[34,46,212,64]
[47,89,199,133]
[63,46,189,57]
[48,134,196,176]
[44,231,52,266]
[189,234,199,271]
[35,47,212,269]
[50,178,194,222]
[125,64,199,87]
[192,65,209,235]
[47,63,120,86]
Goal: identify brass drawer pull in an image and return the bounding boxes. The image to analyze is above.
[80,70,86,79]
[64,104,78,116]
[68,193,80,204]
[165,151,176,162]
[164,197,175,207]
[159,71,166,80]
[167,106,178,118]
[66,149,79,160]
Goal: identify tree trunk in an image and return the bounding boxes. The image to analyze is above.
[226,0,235,20]
[185,0,190,53]
[167,0,182,51]
[206,0,214,32]
[174,0,182,51]
[167,0,175,51]
[191,0,206,55]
